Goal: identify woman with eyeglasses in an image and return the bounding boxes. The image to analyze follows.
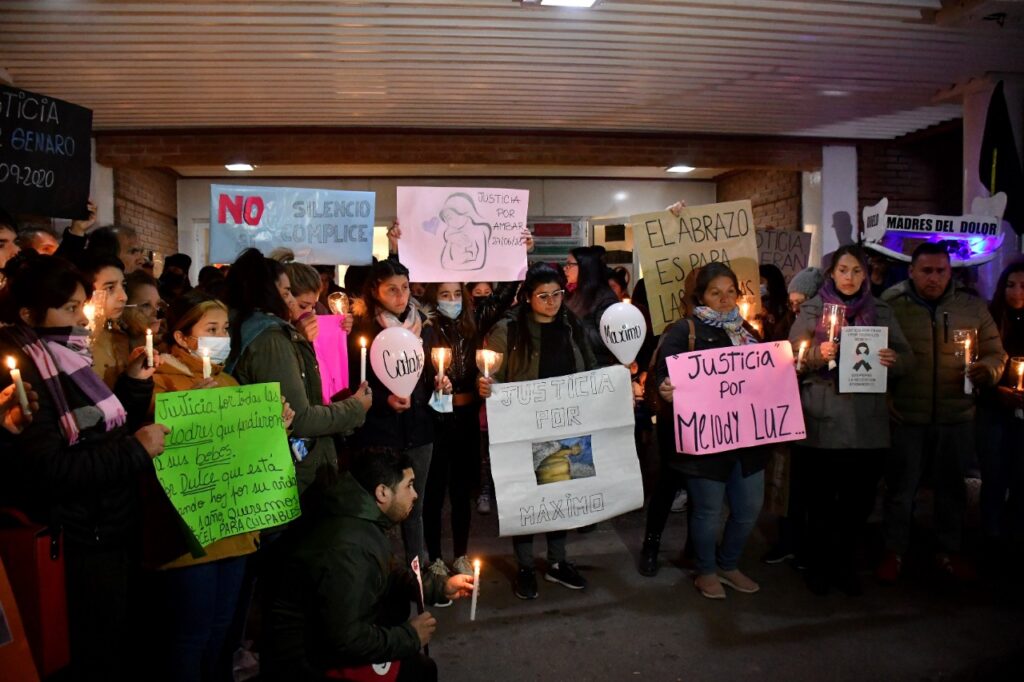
[477,263,596,600]
[641,263,767,599]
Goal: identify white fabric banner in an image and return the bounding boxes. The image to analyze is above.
[838,326,888,394]
[486,366,642,537]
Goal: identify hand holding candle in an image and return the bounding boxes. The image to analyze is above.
[5,356,31,416]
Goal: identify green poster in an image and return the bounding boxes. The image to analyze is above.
[153,382,300,547]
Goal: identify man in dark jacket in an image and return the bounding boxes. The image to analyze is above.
[263,448,474,682]
[880,242,1007,583]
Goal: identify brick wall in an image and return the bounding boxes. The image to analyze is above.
[96,128,826,171]
[716,169,801,229]
[858,121,962,217]
[113,168,178,255]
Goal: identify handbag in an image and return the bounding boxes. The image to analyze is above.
[0,507,70,677]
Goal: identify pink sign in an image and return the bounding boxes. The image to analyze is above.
[312,315,349,404]
[666,341,805,455]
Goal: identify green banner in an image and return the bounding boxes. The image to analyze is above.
[154,382,300,547]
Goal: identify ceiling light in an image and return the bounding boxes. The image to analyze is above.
[666,165,696,174]
[539,0,598,7]
[820,89,849,97]
[225,163,255,172]
[614,191,628,201]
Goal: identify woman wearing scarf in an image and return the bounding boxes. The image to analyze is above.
[789,244,912,595]
[348,258,447,573]
[641,263,767,599]
[0,253,169,681]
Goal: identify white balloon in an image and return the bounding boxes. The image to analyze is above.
[370,327,425,398]
[599,302,647,365]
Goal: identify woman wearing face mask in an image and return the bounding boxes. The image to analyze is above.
[643,263,767,599]
[147,289,294,682]
[478,263,596,600]
[348,258,448,575]
[422,282,479,581]
[0,253,169,681]
[225,249,370,495]
[788,244,912,595]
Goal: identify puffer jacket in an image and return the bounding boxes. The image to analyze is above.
[882,280,1006,425]
[789,295,914,449]
[262,472,444,680]
[228,312,366,494]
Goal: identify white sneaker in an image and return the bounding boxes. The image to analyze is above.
[670,488,688,513]
[427,558,450,578]
[477,493,492,515]
[452,555,474,576]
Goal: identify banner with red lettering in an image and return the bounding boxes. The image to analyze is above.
[209,184,375,264]
[667,341,805,455]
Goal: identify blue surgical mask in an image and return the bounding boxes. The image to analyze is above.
[195,336,231,365]
[437,300,462,320]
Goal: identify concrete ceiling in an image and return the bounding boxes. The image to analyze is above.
[2,0,1023,140]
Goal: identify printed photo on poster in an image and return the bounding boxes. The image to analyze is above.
[838,326,888,394]
[533,435,595,485]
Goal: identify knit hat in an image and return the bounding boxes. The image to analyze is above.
[788,267,824,298]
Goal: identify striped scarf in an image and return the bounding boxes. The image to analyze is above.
[692,306,758,346]
[6,325,127,445]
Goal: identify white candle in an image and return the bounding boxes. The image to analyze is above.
[964,339,973,394]
[201,347,212,379]
[145,328,155,367]
[1016,361,1023,392]
[740,301,750,320]
[6,356,30,416]
[483,351,492,379]
[827,312,838,370]
[470,559,481,621]
[797,341,808,371]
[438,348,446,379]
[83,302,96,333]
[359,337,367,384]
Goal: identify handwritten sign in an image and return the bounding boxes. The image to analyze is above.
[631,200,760,334]
[667,341,805,455]
[0,85,92,219]
[486,366,643,536]
[153,383,299,547]
[209,184,375,264]
[312,316,349,403]
[397,186,529,282]
[838,326,888,394]
[756,229,811,283]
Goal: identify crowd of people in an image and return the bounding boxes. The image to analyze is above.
[0,202,1022,682]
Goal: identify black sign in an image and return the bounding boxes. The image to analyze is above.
[0,85,92,219]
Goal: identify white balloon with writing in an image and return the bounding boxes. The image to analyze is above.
[370,327,425,398]
[599,302,647,365]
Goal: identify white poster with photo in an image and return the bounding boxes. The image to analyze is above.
[396,186,529,282]
[839,326,888,394]
[486,365,642,537]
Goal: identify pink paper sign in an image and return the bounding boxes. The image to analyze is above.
[666,341,805,455]
[312,315,349,404]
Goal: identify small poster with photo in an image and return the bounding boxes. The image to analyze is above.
[838,326,888,394]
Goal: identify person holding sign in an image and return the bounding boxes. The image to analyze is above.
[642,263,765,599]
[225,250,371,496]
[478,263,596,600]
[879,242,1006,584]
[0,254,170,681]
[263,449,474,682]
[788,245,912,595]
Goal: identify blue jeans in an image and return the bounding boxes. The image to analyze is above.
[160,555,249,682]
[687,463,765,575]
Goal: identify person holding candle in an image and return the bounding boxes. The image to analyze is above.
[263,448,473,682]
[879,242,1007,583]
[422,282,480,581]
[78,253,143,388]
[0,253,170,681]
[977,259,1024,563]
[478,263,596,599]
[789,245,913,595]
[347,258,446,574]
[225,249,371,496]
[641,263,766,598]
[122,270,165,349]
[0,377,39,434]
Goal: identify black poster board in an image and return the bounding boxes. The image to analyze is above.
[0,85,93,219]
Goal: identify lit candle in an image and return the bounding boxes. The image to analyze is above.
[739,300,750,320]
[201,347,212,379]
[963,338,973,394]
[438,348,446,380]
[828,312,838,370]
[1017,360,1023,392]
[623,297,631,306]
[797,340,808,372]
[470,559,481,621]
[483,350,493,379]
[145,328,154,368]
[5,356,30,416]
[83,302,96,333]
[359,337,367,384]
